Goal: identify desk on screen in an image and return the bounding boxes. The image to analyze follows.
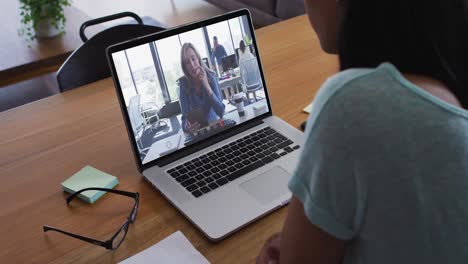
[143,99,268,163]
[218,68,242,100]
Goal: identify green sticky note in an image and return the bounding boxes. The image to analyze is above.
[61,166,119,203]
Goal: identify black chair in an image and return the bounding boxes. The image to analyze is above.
[56,12,165,92]
[159,101,182,119]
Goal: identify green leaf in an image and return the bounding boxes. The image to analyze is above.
[18,0,72,40]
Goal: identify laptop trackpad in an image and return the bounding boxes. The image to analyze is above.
[240,166,291,205]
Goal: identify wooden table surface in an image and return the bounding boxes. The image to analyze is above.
[0,0,224,87]
[0,15,338,263]
[0,0,97,86]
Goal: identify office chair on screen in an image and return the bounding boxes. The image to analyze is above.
[240,57,263,102]
[128,95,159,155]
[56,12,165,92]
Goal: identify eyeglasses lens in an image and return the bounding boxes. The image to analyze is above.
[112,224,129,249]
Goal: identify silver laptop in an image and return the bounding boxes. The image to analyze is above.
[107,9,304,241]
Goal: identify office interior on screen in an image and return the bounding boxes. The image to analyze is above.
[112,15,269,163]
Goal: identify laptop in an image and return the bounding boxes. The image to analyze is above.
[106,9,304,241]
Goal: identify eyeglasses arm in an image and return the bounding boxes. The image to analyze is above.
[66,188,139,204]
[43,225,110,249]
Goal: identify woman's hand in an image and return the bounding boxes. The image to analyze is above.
[196,67,213,96]
[186,120,201,134]
[257,233,281,264]
[195,67,208,85]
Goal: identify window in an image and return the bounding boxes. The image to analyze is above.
[179,28,209,60]
[126,44,165,108]
[155,36,184,102]
[229,18,243,51]
[114,16,252,106]
[206,21,235,56]
[240,16,251,39]
[112,51,137,107]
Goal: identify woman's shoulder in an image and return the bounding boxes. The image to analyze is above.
[206,69,216,76]
[310,67,377,115]
[177,76,190,94]
[178,76,189,85]
[312,63,402,114]
[307,63,422,139]
[308,62,468,141]
[206,69,218,82]
[240,52,254,61]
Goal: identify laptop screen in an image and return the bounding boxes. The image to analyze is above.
[109,12,270,166]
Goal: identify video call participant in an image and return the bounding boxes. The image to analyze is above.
[258,0,468,263]
[238,39,255,79]
[238,40,254,64]
[179,42,225,134]
[211,36,228,68]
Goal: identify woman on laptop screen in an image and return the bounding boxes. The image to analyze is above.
[179,42,225,134]
[258,0,468,263]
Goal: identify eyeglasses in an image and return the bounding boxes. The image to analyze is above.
[43,188,139,250]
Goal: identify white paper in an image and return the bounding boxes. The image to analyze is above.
[119,231,210,264]
[303,102,313,114]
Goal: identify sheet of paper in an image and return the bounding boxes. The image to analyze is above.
[303,102,313,114]
[119,231,210,264]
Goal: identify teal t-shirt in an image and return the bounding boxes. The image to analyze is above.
[289,63,468,263]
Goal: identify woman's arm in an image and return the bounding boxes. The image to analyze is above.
[281,196,346,263]
[258,196,346,264]
[178,79,191,132]
[203,72,225,118]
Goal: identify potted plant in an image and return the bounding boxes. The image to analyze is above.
[19,0,72,40]
[243,35,255,54]
[243,35,253,46]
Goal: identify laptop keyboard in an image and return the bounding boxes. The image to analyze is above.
[166,126,300,198]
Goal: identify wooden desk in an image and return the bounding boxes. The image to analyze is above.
[219,73,242,100]
[74,0,225,29]
[0,0,223,87]
[0,0,95,87]
[0,15,337,263]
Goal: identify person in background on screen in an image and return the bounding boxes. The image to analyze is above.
[238,40,254,65]
[238,39,257,101]
[257,0,468,263]
[211,36,228,69]
[179,42,225,134]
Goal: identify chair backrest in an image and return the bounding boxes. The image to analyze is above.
[159,101,182,119]
[56,12,164,92]
[128,95,145,134]
[240,57,261,90]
